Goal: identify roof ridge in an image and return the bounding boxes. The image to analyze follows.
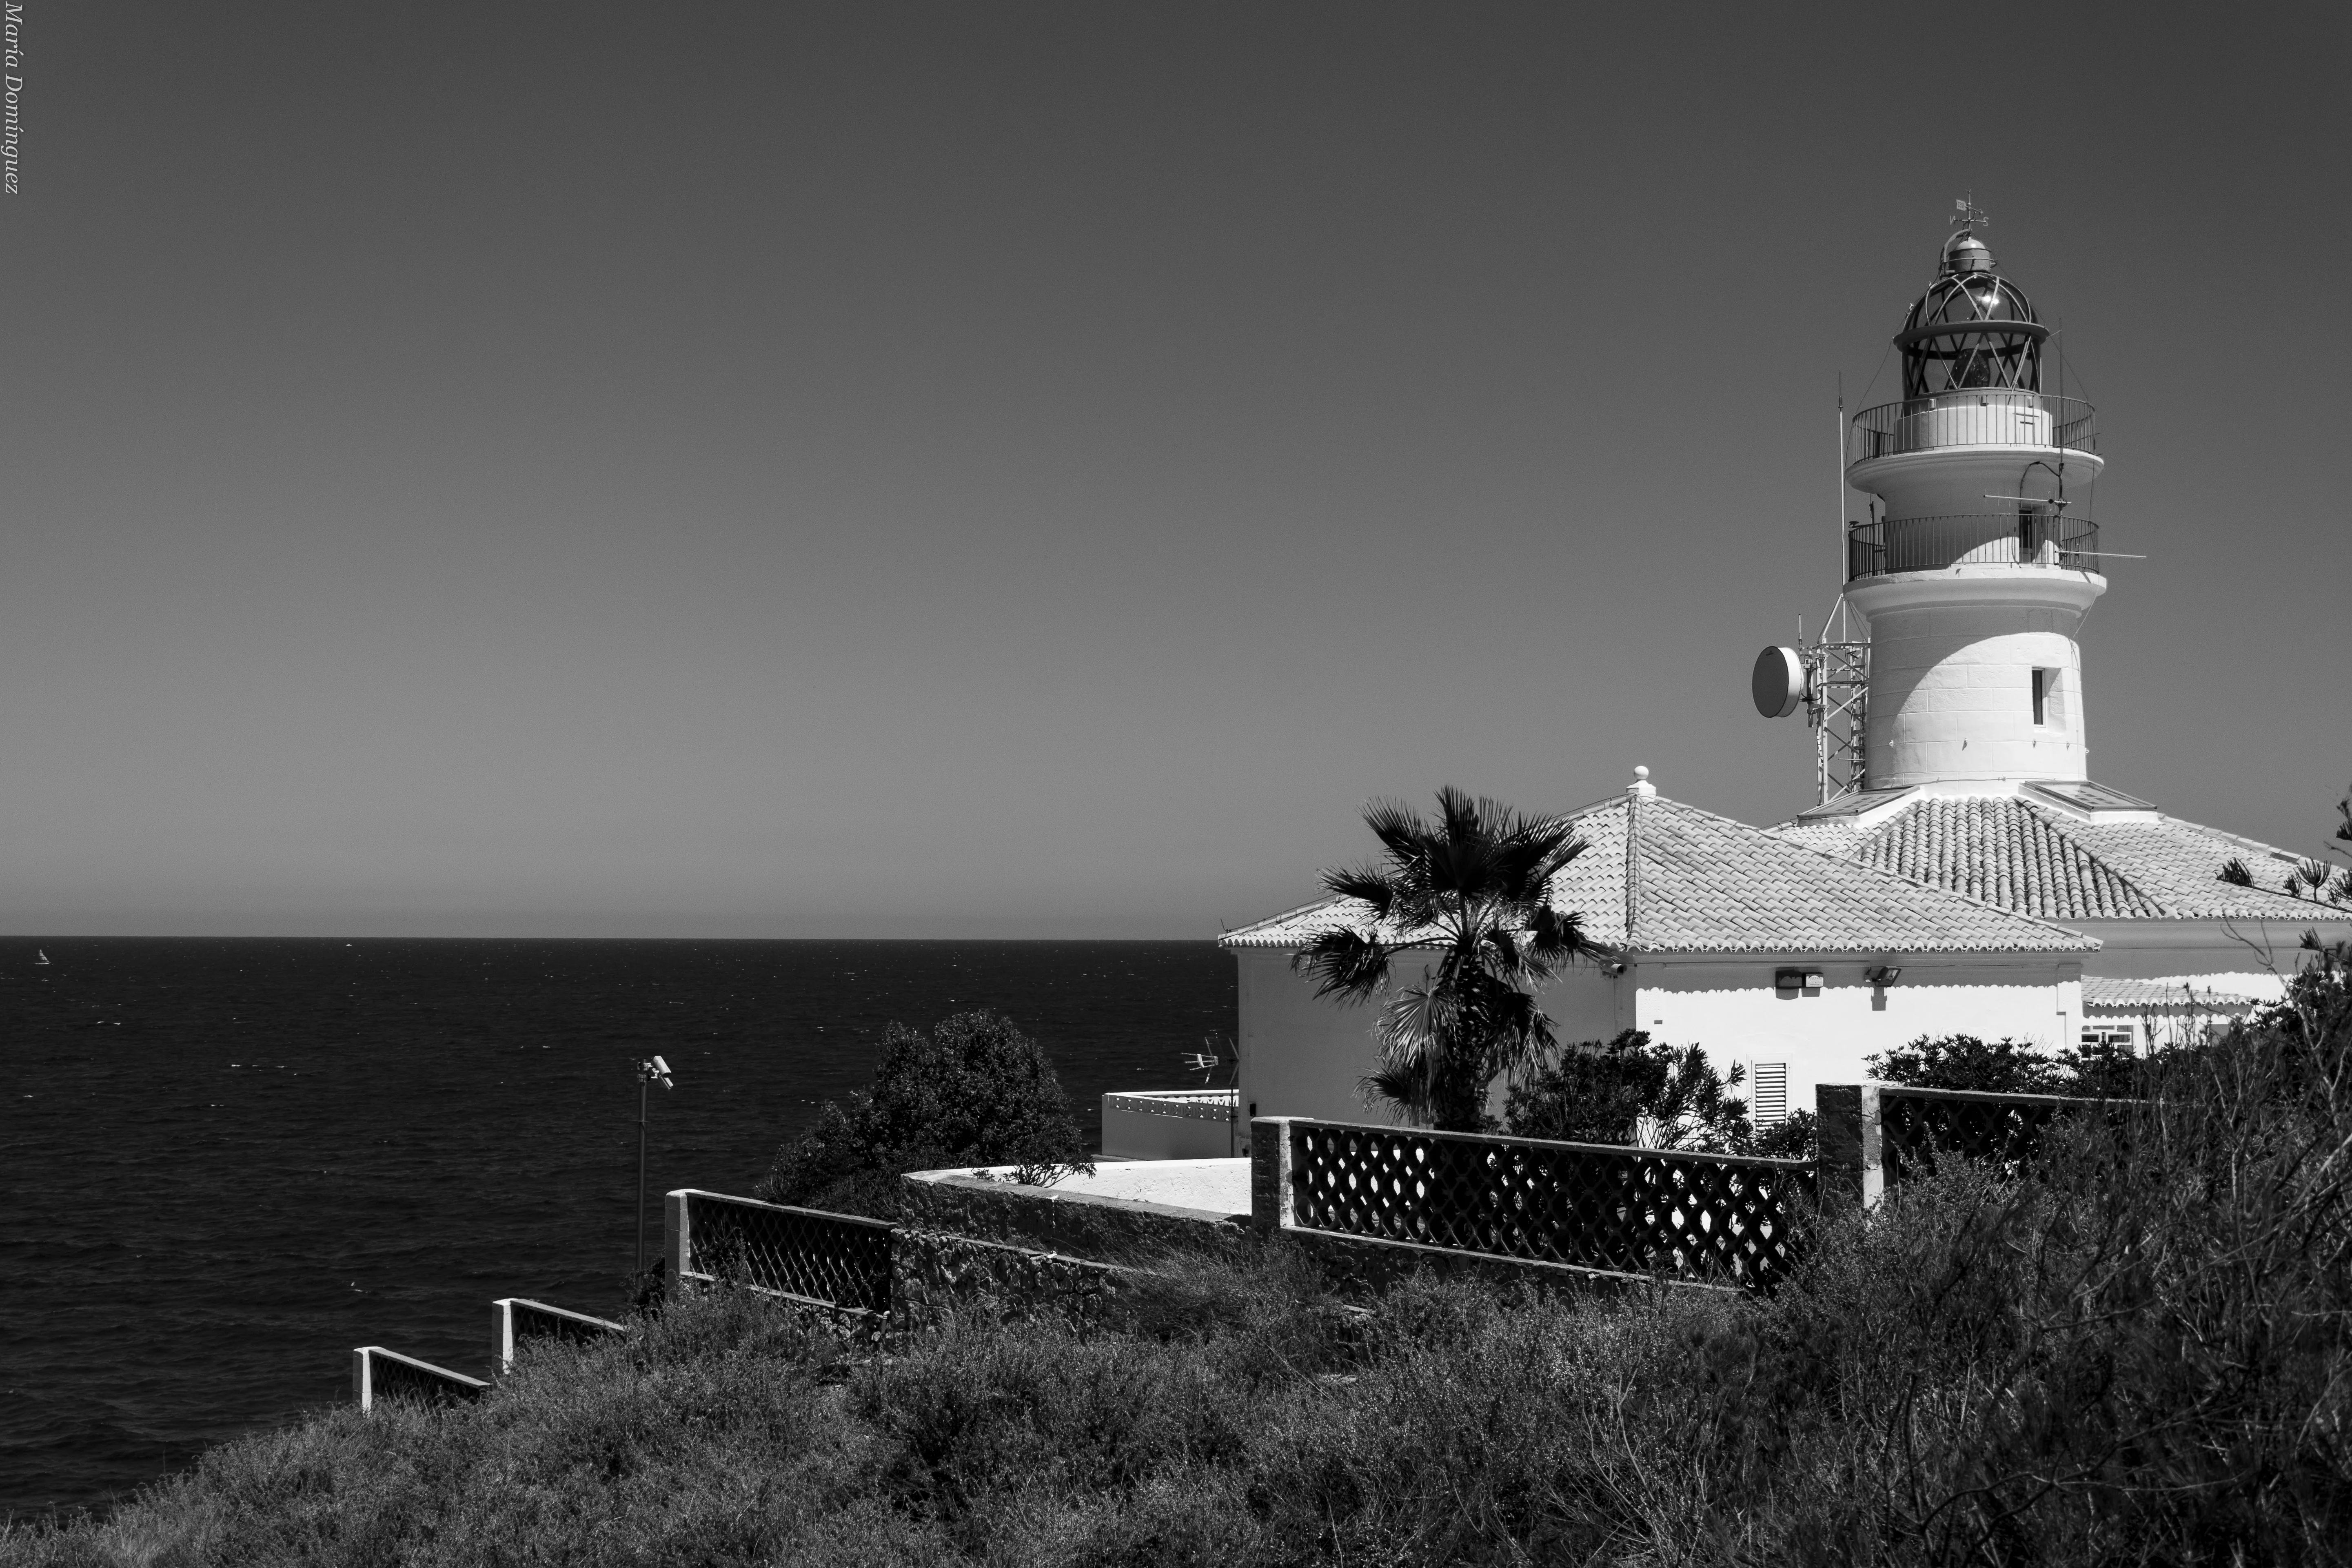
[2006,796,2170,917]
[2147,812,2301,865]
[1623,790,1645,947]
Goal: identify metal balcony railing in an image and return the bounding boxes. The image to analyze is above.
[1847,513,2101,580]
[1850,392,2095,463]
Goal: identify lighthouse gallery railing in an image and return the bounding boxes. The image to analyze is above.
[1850,392,2095,462]
[1847,513,2102,580]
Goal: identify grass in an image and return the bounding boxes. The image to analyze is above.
[11,977,2350,1565]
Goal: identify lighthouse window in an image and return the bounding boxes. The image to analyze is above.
[2032,668,2051,726]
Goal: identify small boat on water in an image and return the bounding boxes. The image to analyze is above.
[34,949,50,965]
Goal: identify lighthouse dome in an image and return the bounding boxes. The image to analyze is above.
[1897,232,2046,396]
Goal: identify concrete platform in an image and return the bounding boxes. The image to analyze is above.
[959,1158,1249,1217]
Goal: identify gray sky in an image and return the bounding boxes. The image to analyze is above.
[3,2,2345,938]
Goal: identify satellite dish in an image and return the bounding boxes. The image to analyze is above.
[1752,646,1806,718]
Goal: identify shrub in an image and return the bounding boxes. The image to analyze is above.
[753,1009,1090,1219]
[1864,1031,2067,1093]
[1748,1104,1817,1160]
[1504,1028,1753,1152]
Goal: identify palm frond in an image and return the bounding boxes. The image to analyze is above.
[1321,863,1398,915]
[1359,1062,1429,1123]
[1361,798,1430,864]
[1291,929,1392,1001]
[1527,905,1593,964]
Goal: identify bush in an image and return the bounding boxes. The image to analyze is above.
[1504,1028,1753,1152]
[1865,1031,2067,1093]
[1748,1104,1817,1160]
[753,1009,1091,1219]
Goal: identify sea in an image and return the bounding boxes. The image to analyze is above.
[1,938,1235,1517]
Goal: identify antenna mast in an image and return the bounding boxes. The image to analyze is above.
[1805,384,1868,803]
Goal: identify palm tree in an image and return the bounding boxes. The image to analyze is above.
[1293,787,1595,1131]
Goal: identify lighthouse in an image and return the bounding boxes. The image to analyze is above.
[1844,215,2105,790]
[1756,211,2108,796]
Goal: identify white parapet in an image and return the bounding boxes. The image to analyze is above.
[1100,1089,1239,1160]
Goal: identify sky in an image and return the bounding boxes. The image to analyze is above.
[2,1,2346,938]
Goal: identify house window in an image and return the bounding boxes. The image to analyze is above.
[1752,1062,1788,1127]
[2032,668,2051,726]
[2080,1024,2133,1051]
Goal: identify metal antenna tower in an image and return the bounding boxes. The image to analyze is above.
[1811,396,1868,804]
[1804,612,1869,804]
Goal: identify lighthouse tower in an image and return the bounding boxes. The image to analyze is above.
[1843,218,2106,790]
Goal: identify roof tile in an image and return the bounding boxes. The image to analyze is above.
[1222,790,2094,955]
[1782,794,2319,922]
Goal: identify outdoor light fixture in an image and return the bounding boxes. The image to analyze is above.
[1866,965,1904,986]
[635,1056,676,1285]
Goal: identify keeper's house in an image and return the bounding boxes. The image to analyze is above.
[1221,770,2097,1136]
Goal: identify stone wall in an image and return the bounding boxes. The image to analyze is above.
[888,1227,1132,1335]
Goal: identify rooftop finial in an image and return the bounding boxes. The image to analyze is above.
[1942,194,1996,275]
[1629,765,1656,798]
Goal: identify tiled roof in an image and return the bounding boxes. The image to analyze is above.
[1220,790,2095,956]
[1777,794,2319,923]
[2082,976,2257,1014]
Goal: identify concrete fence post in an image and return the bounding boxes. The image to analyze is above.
[665,1189,691,1299]
[492,1299,517,1375]
[1819,1085,1886,1211]
[1860,1085,1883,1209]
[1249,1118,1294,1235]
[1816,1086,1863,1210]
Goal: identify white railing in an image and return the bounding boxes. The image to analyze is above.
[1101,1089,1238,1159]
[1103,1089,1238,1120]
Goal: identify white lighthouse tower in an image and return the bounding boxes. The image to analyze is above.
[1757,207,2107,798]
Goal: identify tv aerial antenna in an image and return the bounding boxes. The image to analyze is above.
[1751,387,1869,806]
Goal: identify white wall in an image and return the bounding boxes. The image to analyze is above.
[2070,916,2352,994]
[1631,954,2080,1122]
[1847,574,2101,788]
[1236,946,2101,1139]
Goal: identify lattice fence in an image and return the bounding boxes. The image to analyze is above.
[1287,1121,1805,1290]
[683,1191,894,1311]
[1877,1085,2099,1188]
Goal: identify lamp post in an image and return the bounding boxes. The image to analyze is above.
[635,1055,673,1282]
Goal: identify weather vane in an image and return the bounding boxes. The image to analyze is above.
[1950,193,1990,236]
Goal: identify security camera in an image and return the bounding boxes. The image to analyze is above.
[651,1056,669,1076]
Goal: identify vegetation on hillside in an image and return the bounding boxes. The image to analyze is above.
[753,1009,1090,1220]
[1293,787,1595,1131]
[13,948,2343,1565]
[19,795,2348,1564]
